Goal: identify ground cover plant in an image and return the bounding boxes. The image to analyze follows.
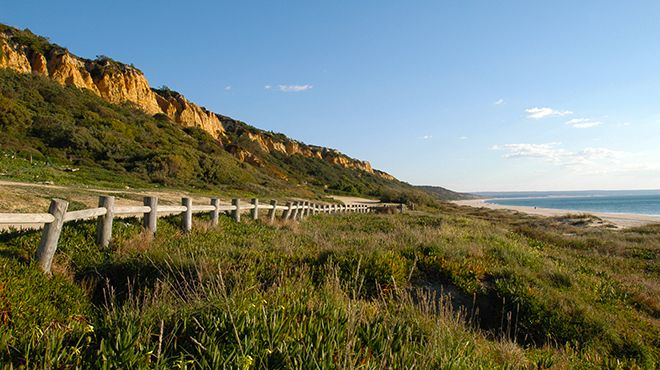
[1,204,658,369]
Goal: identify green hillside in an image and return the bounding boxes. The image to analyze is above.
[416,185,477,201]
[0,68,434,204]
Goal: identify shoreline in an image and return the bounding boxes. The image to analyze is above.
[452,199,660,228]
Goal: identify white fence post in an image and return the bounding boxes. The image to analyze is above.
[211,198,220,226]
[35,199,68,274]
[268,200,277,223]
[291,201,299,220]
[96,195,114,248]
[251,198,259,220]
[182,197,193,232]
[144,196,158,234]
[232,198,241,222]
[282,201,291,220]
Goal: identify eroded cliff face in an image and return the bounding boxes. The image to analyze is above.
[0,36,219,134]
[155,92,224,138]
[0,28,394,180]
[241,131,381,175]
[47,50,100,94]
[0,38,31,73]
[88,60,161,115]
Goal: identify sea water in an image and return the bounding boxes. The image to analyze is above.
[480,191,660,216]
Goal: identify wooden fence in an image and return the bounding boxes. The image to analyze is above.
[0,195,405,274]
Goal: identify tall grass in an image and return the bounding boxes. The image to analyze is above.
[1,207,658,368]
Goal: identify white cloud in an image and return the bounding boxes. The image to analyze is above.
[459,136,468,140]
[421,135,432,140]
[616,122,631,127]
[264,85,272,90]
[580,147,625,160]
[565,118,602,128]
[525,107,573,119]
[492,143,567,162]
[494,99,504,105]
[492,143,646,174]
[224,85,232,91]
[278,84,313,92]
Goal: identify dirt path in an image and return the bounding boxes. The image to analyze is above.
[331,195,381,204]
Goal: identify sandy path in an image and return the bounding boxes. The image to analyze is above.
[453,199,660,228]
[331,195,382,205]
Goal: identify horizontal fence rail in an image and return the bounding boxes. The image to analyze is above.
[0,195,405,274]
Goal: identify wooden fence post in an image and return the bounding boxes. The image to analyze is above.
[291,201,299,220]
[282,201,291,220]
[399,203,404,214]
[268,200,277,223]
[211,198,220,226]
[144,196,158,234]
[35,199,68,274]
[232,198,241,222]
[182,197,192,232]
[300,201,307,219]
[251,198,259,220]
[301,201,308,219]
[96,195,114,248]
[298,201,307,220]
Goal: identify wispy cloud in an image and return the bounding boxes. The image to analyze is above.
[491,143,567,162]
[224,85,232,91]
[459,136,468,140]
[278,84,313,92]
[494,98,504,105]
[491,142,648,174]
[565,118,602,129]
[421,135,433,140]
[525,107,573,119]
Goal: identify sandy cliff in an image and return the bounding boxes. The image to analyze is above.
[0,28,394,179]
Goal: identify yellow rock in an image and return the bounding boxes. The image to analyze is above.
[30,52,48,76]
[0,39,31,73]
[93,66,161,115]
[47,50,100,94]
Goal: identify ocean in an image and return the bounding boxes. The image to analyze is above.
[477,190,660,216]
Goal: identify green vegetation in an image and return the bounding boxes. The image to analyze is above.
[0,69,267,190]
[0,25,62,56]
[416,185,478,201]
[0,67,438,203]
[1,204,657,368]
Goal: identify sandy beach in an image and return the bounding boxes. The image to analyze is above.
[453,199,660,228]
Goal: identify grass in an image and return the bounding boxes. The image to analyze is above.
[0,204,658,368]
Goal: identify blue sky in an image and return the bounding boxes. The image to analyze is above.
[3,1,660,191]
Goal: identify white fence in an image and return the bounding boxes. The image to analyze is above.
[0,195,403,274]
